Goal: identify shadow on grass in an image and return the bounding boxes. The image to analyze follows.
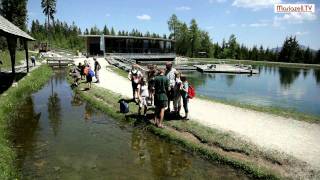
[0,72,27,94]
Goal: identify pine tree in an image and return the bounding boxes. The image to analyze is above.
[41,0,57,30]
[189,19,201,57]
[314,50,320,64]
[111,27,116,35]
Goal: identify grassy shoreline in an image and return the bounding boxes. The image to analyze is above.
[0,65,53,179]
[70,70,320,179]
[188,58,320,68]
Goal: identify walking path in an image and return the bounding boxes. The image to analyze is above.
[74,57,320,170]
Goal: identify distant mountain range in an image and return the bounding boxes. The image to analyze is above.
[271,45,317,53]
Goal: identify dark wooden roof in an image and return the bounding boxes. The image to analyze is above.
[0,15,35,41]
[80,34,175,42]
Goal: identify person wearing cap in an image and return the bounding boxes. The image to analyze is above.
[94,57,101,83]
[165,61,177,112]
[128,64,143,101]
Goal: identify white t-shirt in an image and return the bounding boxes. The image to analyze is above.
[139,85,149,97]
[129,70,143,84]
[166,68,177,87]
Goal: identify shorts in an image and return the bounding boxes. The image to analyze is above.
[86,75,92,83]
[132,81,138,90]
[154,100,168,109]
[139,97,148,107]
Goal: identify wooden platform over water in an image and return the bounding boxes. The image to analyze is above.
[194,64,259,74]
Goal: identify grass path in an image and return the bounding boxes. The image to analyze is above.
[74,57,320,171]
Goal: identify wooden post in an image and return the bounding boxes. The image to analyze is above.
[7,35,17,75]
[24,40,29,73]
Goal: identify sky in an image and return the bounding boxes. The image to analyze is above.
[27,0,320,49]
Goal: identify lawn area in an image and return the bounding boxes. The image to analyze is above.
[0,50,26,69]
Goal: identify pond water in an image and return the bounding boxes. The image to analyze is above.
[186,65,320,116]
[9,71,249,179]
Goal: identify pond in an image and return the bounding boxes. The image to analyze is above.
[186,65,320,116]
[9,70,249,179]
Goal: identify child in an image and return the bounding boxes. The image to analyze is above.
[180,75,189,120]
[128,64,143,101]
[147,65,157,106]
[138,78,149,116]
[173,71,182,116]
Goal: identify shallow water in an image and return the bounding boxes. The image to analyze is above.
[186,65,320,116]
[9,71,249,179]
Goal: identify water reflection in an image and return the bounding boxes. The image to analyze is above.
[278,67,301,89]
[302,69,310,79]
[225,75,236,87]
[314,69,320,85]
[131,129,192,177]
[71,94,84,107]
[48,78,62,137]
[9,97,41,170]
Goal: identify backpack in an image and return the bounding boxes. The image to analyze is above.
[188,85,196,99]
[89,69,95,77]
[119,100,129,113]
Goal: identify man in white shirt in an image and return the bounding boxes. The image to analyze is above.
[165,61,177,112]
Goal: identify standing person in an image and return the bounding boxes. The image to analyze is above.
[180,75,189,120]
[165,62,177,112]
[30,56,36,67]
[147,65,157,106]
[138,78,149,116]
[173,71,182,117]
[84,64,94,89]
[128,64,143,102]
[154,69,169,128]
[94,57,101,83]
[78,62,85,80]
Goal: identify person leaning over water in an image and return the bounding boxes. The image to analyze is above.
[165,62,177,112]
[93,57,101,83]
[128,64,143,102]
[154,69,169,128]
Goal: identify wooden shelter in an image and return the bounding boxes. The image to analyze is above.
[0,15,35,74]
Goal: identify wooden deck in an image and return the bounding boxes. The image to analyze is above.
[46,57,73,67]
[194,64,259,74]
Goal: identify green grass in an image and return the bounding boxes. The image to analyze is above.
[70,76,283,179]
[0,65,53,179]
[0,50,25,69]
[188,58,320,68]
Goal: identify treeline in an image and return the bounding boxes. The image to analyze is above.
[83,25,167,39]
[168,14,320,64]
[30,19,85,50]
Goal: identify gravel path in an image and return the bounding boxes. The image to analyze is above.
[75,57,320,170]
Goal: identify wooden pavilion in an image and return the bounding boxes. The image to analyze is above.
[0,15,35,74]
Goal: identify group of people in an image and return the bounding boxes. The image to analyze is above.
[128,62,190,128]
[70,56,101,89]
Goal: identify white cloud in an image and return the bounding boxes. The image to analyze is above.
[232,0,281,10]
[105,14,111,17]
[209,0,227,3]
[229,23,237,27]
[295,31,309,36]
[249,23,268,27]
[136,14,151,21]
[225,10,231,14]
[176,6,191,11]
[273,12,317,26]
